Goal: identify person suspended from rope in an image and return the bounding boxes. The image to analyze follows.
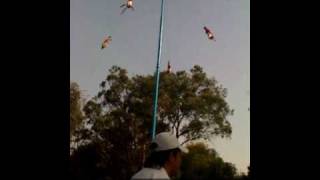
[203,26,216,41]
[101,36,112,49]
[120,0,134,14]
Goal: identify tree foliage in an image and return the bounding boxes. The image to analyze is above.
[179,142,239,180]
[70,65,235,180]
[70,82,84,136]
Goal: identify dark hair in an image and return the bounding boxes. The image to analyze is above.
[144,142,181,168]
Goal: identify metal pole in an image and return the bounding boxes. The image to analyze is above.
[151,0,165,140]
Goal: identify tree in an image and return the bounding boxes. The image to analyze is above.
[71,65,233,179]
[70,141,105,180]
[179,142,216,179]
[70,82,84,136]
[158,65,233,144]
[70,82,86,155]
[179,142,238,180]
[94,65,233,142]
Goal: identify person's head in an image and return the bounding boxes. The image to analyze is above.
[144,132,187,177]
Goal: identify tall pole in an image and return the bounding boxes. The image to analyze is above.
[151,0,165,140]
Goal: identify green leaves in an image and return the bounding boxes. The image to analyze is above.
[71,65,234,179]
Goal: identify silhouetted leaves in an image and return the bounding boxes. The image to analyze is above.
[70,65,238,180]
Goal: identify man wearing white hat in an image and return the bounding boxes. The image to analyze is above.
[131,132,187,180]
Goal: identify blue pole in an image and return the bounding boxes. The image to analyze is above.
[151,0,165,140]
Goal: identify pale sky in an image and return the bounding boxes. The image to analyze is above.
[71,0,250,173]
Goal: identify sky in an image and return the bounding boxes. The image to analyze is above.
[71,0,250,174]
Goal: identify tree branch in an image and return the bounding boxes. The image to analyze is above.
[176,120,181,138]
[181,136,199,145]
[178,128,190,137]
[176,113,186,137]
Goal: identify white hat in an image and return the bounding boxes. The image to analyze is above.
[152,132,188,153]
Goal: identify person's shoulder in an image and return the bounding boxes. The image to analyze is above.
[131,168,151,179]
[131,168,170,180]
